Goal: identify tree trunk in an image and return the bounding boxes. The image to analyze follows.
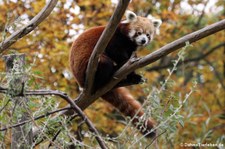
[3,54,33,149]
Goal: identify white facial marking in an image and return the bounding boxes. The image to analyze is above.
[151,34,154,42]
[128,29,136,38]
[135,34,149,46]
[155,28,160,35]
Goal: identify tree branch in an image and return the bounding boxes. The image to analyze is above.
[0,89,107,149]
[84,0,130,94]
[195,0,209,27]
[146,42,225,72]
[24,90,107,149]
[0,107,72,131]
[101,19,225,92]
[0,0,58,53]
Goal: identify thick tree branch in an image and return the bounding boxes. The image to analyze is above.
[102,19,225,91]
[85,0,130,94]
[147,42,225,72]
[0,0,58,53]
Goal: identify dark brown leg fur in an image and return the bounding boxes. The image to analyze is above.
[94,54,116,92]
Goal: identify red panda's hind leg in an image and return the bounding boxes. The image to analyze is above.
[102,87,156,138]
[94,54,116,92]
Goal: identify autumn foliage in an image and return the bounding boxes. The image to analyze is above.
[0,0,224,148]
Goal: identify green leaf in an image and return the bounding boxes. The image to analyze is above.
[179,119,184,127]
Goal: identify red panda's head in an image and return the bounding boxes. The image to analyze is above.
[121,10,162,47]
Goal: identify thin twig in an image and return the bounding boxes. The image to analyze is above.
[195,0,209,27]
[48,129,61,148]
[0,99,10,113]
[144,130,167,149]
[0,107,72,131]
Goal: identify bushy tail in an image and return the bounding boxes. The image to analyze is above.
[102,87,156,138]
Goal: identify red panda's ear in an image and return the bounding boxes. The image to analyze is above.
[148,15,162,35]
[152,19,162,28]
[125,10,137,22]
[152,19,162,35]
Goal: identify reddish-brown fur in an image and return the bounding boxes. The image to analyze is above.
[70,26,105,87]
[70,24,156,137]
[102,87,155,137]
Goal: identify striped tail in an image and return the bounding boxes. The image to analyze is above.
[102,87,156,138]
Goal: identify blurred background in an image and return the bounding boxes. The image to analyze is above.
[0,0,224,148]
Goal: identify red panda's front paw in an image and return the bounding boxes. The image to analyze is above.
[127,74,143,84]
[139,77,147,84]
[130,56,141,63]
[132,74,147,84]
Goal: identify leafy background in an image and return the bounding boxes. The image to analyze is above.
[0,0,224,148]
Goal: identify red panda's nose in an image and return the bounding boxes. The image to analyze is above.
[141,39,146,44]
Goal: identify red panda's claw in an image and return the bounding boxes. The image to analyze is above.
[130,52,141,63]
[130,57,141,63]
[140,77,147,84]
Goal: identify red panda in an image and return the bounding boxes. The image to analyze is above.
[70,10,162,137]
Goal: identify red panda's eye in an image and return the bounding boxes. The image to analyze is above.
[146,34,150,37]
[137,31,142,35]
